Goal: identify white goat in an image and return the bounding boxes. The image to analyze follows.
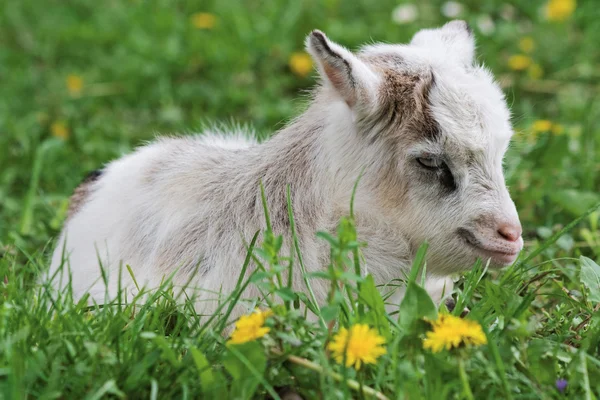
[48,21,523,318]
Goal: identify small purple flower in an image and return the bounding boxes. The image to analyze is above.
[556,378,568,393]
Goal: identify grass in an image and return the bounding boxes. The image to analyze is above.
[1,0,600,398]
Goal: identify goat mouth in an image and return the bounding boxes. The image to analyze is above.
[457,228,520,265]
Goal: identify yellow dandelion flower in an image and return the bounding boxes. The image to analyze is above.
[66,74,83,96]
[532,119,553,132]
[51,121,69,140]
[191,12,217,30]
[527,63,544,80]
[328,324,386,370]
[289,52,313,78]
[508,54,532,71]
[518,37,535,53]
[545,0,576,22]
[423,314,487,353]
[551,123,565,135]
[227,309,272,345]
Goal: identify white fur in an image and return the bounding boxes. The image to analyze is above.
[47,21,523,319]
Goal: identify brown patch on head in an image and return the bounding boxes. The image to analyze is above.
[67,170,102,220]
[355,53,442,212]
[357,53,440,144]
[405,73,441,141]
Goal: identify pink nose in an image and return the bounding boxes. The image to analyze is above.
[497,222,522,242]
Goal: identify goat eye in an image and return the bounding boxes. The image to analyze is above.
[416,157,443,169]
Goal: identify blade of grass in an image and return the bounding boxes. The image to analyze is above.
[482,324,513,400]
[217,335,281,400]
[516,201,600,267]
[409,242,428,284]
[286,186,326,329]
[216,231,260,333]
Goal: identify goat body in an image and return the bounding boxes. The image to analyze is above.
[49,21,523,318]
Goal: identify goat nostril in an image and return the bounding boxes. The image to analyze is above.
[497,223,522,242]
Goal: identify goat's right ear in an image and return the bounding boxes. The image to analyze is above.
[306,30,378,108]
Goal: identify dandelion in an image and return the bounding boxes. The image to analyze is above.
[518,37,535,53]
[66,74,83,96]
[391,4,418,25]
[288,52,313,78]
[328,324,386,370]
[422,314,487,353]
[191,12,217,30]
[508,54,532,71]
[556,378,568,392]
[227,309,272,345]
[441,2,464,18]
[527,63,544,80]
[545,0,576,22]
[532,119,553,132]
[51,121,69,140]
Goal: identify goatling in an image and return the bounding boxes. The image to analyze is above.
[48,21,523,318]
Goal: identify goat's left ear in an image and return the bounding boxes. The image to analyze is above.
[411,20,475,66]
[306,30,379,108]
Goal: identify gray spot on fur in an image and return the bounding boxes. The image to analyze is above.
[67,170,103,219]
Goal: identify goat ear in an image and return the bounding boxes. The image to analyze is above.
[306,30,378,107]
[410,20,475,66]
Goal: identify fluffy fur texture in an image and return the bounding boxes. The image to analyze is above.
[48,21,523,318]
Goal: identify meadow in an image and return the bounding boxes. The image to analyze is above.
[1,0,600,398]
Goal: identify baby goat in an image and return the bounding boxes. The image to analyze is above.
[48,21,523,317]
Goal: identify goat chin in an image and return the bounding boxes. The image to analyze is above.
[46,21,522,322]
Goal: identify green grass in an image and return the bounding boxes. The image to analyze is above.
[2,0,600,398]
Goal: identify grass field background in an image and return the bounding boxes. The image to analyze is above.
[1,0,600,398]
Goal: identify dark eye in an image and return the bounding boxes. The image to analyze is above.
[416,157,443,169]
[417,157,457,192]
